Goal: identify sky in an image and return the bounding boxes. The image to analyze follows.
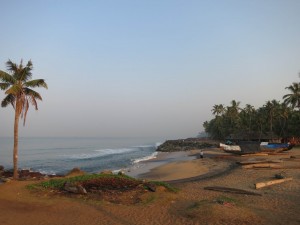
[0,0,300,139]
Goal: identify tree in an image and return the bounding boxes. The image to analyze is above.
[240,104,255,139]
[264,100,280,136]
[0,59,48,179]
[225,100,241,135]
[283,82,300,110]
[211,104,226,117]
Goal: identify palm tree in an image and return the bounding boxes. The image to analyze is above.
[0,59,48,179]
[241,104,255,139]
[225,100,241,134]
[283,82,300,110]
[211,104,226,117]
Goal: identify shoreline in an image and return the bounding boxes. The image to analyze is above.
[1,147,299,224]
[126,148,234,182]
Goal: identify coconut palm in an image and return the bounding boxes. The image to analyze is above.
[264,100,280,137]
[211,104,226,117]
[283,82,300,110]
[0,59,48,179]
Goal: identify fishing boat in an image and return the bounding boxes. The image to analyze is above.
[220,141,293,154]
[260,142,293,152]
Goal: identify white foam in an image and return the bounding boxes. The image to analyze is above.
[69,148,136,159]
[132,151,158,164]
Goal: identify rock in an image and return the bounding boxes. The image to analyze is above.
[275,172,286,179]
[0,165,4,171]
[118,170,125,176]
[145,183,156,192]
[19,170,44,179]
[63,182,87,194]
[0,177,11,183]
[156,138,217,152]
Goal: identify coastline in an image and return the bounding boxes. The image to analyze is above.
[1,147,299,224]
[126,148,233,182]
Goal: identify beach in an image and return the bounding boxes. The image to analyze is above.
[0,147,299,225]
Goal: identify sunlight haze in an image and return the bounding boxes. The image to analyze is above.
[0,0,300,139]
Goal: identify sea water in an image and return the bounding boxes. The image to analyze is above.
[0,137,162,175]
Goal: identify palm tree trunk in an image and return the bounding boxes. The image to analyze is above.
[13,102,20,179]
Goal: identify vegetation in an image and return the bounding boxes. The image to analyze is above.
[204,78,300,141]
[28,174,178,193]
[0,59,48,179]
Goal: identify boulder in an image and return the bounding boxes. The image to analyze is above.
[156,139,217,152]
[145,183,156,192]
[118,170,125,176]
[0,165,4,171]
[63,182,87,194]
[19,170,44,179]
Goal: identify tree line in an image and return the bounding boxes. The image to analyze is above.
[203,79,300,142]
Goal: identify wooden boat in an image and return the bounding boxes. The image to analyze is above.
[220,141,293,155]
[260,142,293,152]
[220,143,242,154]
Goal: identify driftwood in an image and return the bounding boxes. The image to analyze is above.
[281,158,300,162]
[267,152,290,156]
[204,186,262,196]
[241,153,269,157]
[242,163,283,169]
[238,160,282,165]
[255,178,293,189]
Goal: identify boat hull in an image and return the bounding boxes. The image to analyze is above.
[220,142,293,155]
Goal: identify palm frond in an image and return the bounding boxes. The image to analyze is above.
[0,82,11,90]
[25,79,48,89]
[0,70,16,84]
[19,60,33,81]
[24,88,43,101]
[6,59,18,73]
[5,85,23,95]
[21,98,30,126]
[1,94,15,108]
[27,95,38,110]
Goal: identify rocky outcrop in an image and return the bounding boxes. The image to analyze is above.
[63,181,87,194]
[156,138,217,152]
[19,169,44,179]
[0,168,60,180]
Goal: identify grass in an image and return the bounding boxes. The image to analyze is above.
[27,174,178,193]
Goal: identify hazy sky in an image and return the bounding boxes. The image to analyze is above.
[0,0,299,139]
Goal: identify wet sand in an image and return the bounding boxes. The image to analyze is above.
[126,148,233,182]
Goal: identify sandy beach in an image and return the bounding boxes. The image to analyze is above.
[0,147,299,225]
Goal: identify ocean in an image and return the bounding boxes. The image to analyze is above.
[0,137,162,175]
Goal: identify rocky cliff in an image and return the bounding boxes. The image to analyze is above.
[156,138,218,152]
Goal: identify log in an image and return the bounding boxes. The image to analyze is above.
[238,160,282,165]
[267,153,290,155]
[241,153,269,157]
[255,178,293,189]
[204,186,262,196]
[242,163,282,169]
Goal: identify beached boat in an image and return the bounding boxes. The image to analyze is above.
[220,143,241,153]
[220,141,293,154]
[260,142,293,152]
